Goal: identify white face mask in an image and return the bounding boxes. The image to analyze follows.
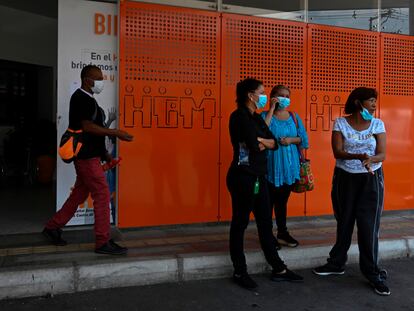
[91,80,104,94]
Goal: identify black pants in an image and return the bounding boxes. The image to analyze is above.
[268,182,293,234]
[227,166,286,274]
[328,167,384,282]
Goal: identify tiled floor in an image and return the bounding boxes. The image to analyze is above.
[0,183,56,235]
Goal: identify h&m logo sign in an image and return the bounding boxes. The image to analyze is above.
[309,94,345,132]
[123,86,216,129]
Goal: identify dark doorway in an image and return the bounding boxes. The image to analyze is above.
[0,59,56,234]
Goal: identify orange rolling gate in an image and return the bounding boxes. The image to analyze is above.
[118,1,414,228]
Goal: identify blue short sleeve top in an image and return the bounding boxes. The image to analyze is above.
[261,111,309,187]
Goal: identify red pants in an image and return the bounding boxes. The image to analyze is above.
[46,157,110,248]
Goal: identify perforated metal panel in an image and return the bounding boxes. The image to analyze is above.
[380,33,414,212]
[223,15,306,89]
[382,34,414,96]
[220,14,307,221]
[123,5,218,84]
[118,3,414,228]
[306,24,380,216]
[119,1,221,228]
[309,25,379,92]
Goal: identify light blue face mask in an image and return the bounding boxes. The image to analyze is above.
[255,94,268,109]
[277,96,291,109]
[360,107,373,121]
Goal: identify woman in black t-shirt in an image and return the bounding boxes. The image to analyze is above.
[227,78,303,289]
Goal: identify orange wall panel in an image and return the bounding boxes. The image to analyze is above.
[118,1,221,227]
[305,24,380,216]
[219,13,308,221]
[118,2,414,228]
[380,33,414,211]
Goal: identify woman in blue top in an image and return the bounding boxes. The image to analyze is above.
[261,85,309,248]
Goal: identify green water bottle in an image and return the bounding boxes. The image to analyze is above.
[254,177,259,195]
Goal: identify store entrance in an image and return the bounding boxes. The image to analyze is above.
[0,0,57,235]
[0,60,56,235]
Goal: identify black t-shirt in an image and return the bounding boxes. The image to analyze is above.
[68,88,106,159]
[229,106,277,176]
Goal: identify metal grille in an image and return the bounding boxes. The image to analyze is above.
[382,35,414,96]
[123,6,219,84]
[223,15,306,89]
[310,26,379,92]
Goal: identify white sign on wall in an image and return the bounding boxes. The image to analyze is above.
[57,0,117,225]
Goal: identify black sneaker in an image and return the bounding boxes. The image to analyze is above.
[271,269,304,282]
[42,227,67,246]
[109,239,128,253]
[313,263,345,276]
[371,281,391,296]
[95,239,128,255]
[277,232,299,247]
[233,272,258,289]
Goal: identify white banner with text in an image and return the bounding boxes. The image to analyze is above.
[57,0,118,225]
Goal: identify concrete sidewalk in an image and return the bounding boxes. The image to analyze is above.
[0,211,413,300]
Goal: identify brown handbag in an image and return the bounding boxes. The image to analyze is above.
[289,111,314,193]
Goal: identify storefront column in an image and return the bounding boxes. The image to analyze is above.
[410,0,414,35]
